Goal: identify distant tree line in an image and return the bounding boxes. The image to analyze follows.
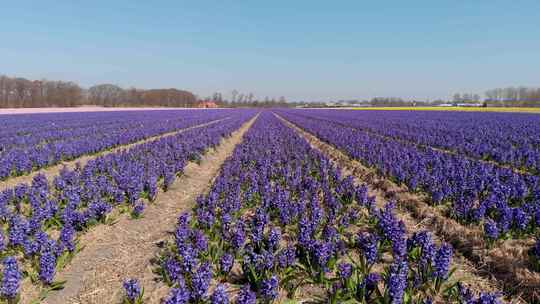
[452,93,482,103]
[0,75,197,108]
[484,87,540,106]
[88,85,197,107]
[205,90,290,108]
[368,97,416,107]
[0,75,293,108]
[359,88,540,108]
[0,76,82,108]
[3,74,538,109]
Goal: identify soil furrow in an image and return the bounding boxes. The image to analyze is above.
[20,115,257,304]
[275,113,534,303]
[0,117,230,192]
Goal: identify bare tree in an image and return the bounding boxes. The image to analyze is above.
[231,89,238,104]
[452,93,461,103]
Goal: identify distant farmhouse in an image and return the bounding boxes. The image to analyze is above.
[438,103,483,107]
[198,100,218,108]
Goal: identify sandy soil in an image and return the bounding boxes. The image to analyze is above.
[20,115,257,304]
[275,113,529,303]
[0,118,229,192]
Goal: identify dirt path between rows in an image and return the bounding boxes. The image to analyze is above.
[275,113,530,303]
[21,115,257,304]
[0,117,229,192]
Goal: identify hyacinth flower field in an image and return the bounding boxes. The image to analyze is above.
[0,110,231,180]
[0,109,538,304]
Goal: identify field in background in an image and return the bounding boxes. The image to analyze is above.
[0,106,226,115]
[349,106,540,113]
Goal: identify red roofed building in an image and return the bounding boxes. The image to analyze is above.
[197,100,218,108]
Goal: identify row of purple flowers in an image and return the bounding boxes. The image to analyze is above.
[0,110,255,301]
[291,109,540,174]
[126,112,501,304]
[0,110,231,180]
[277,110,540,247]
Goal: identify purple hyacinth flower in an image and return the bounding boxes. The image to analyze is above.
[191,262,212,300]
[132,200,145,217]
[163,257,183,283]
[123,278,142,302]
[235,285,256,304]
[267,227,281,251]
[484,219,499,240]
[193,229,208,253]
[1,256,21,299]
[356,232,379,265]
[260,275,279,301]
[58,224,76,252]
[407,231,435,270]
[219,253,234,274]
[338,262,353,280]
[164,284,191,304]
[476,292,502,303]
[277,246,296,269]
[387,260,408,304]
[363,272,381,292]
[210,284,229,304]
[433,243,453,280]
[39,242,57,284]
[513,207,530,231]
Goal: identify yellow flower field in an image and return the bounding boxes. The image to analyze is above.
[349,106,540,113]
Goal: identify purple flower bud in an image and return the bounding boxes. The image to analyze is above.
[123,278,141,302]
[132,200,145,217]
[338,262,353,280]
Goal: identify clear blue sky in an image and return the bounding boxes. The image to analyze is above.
[1,1,539,101]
